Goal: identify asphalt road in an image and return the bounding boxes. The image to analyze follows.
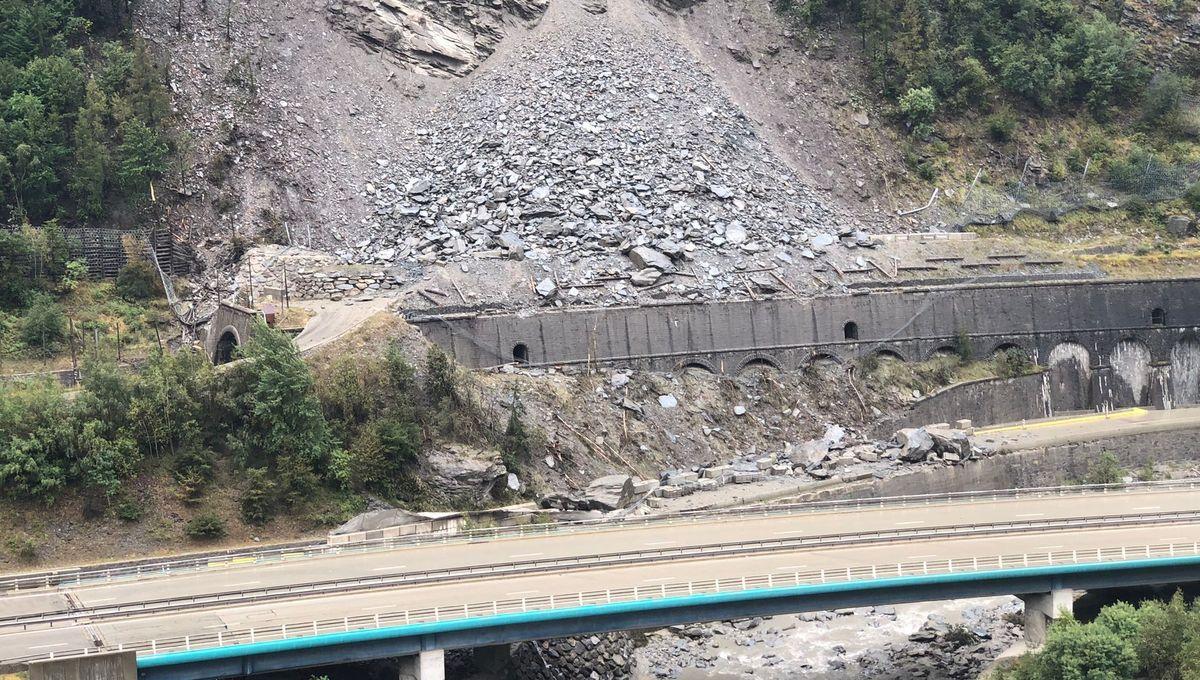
[975,406,1200,452]
[2,486,1199,663]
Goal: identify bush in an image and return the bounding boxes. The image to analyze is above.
[115,498,144,522]
[500,389,531,473]
[898,87,937,136]
[986,109,1018,142]
[20,294,67,354]
[115,257,162,301]
[185,512,227,540]
[1142,71,1188,125]
[1084,451,1125,485]
[4,535,37,562]
[240,467,276,525]
[994,348,1033,378]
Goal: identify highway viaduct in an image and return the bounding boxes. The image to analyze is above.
[5,481,1200,680]
[411,277,1200,412]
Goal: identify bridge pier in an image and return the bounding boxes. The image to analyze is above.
[1018,588,1074,647]
[28,651,136,680]
[398,649,444,680]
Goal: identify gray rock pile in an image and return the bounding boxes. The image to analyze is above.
[511,632,635,680]
[341,11,850,286]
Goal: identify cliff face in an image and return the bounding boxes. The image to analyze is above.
[327,0,549,77]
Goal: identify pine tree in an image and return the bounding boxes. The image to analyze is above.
[70,79,109,217]
[115,118,167,199]
[126,39,170,127]
[500,388,530,473]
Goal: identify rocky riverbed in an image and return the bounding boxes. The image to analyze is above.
[636,598,1023,679]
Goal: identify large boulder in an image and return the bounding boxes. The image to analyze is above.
[927,427,971,458]
[627,246,674,272]
[895,427,934,462]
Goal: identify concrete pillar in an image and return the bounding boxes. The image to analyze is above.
[28,651,136,680]
[1019,588,1074,647]
[398,649,445,680]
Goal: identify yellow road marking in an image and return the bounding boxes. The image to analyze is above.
[977,408,1148,435]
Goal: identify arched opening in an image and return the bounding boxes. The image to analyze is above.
[843,321,859,341]
[873,349,904,362]
[678,362,717,376]
[214,331,239,365]
[738,357,780,376]
[512,343,529,365]
[1152,307,1166,327]
[1109,339,1153,407]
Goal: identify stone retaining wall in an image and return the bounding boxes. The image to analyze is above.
[288,269,407,301]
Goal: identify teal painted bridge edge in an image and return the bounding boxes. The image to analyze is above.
[137,554,1200,668]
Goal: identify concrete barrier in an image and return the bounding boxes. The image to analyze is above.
[28,651,135,680]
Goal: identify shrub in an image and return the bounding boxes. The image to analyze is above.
[1084,451,1125,485]
[1142,71,1188,125]
[4,535,37,562]
[20,294,67,354]
[986,109,1018,142]
[115,498,144,522]
[115,257,162,301]
[240,467,276,525]
[185,512,227,540]
[994,348,1032,378]
[898,87,937,136]
[500,389,531,473]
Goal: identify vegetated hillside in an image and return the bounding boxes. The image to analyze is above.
[776,0,1200,229]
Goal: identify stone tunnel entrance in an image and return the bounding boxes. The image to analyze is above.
[214,330,239,365]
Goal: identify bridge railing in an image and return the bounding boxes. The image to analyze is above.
[15,537,1200,664]
[3,479,1198,592]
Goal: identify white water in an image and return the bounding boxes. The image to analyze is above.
[1108,340,1152,407]
[1171,340,1200,406]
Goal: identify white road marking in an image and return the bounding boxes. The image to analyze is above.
[906,554,939,560]
[775,565,807,570]
[644,541,677,546]
[228,581,261,588]
[86,597,116,604]
[1132,506,1161,511]
[644,577,676,583]
[371,565,407,571]
[774,530,807,536]
[363,605,400,611]
[30,643,68,649]
[509,553,544,559]
[507,590,541,596]
[894,521,924,526]
[1015,513,1045,518]
[1034,546,1063,551]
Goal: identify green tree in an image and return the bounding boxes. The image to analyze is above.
[500,388,530,472]
[125,39,170,127]
[20,293,66,354]
[1036,616,1138,680]
[115,117,167,198]
[240,467,276,525]
[115,255,162,300]
[70,79,109,217]
[898,86,937,136]
[237,322,332,500]
[1084,451,1124,485]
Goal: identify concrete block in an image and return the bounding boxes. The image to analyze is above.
[701,465,732,479]
[733,472,767,484]
[29,652,136,680]
[770,464,791,476]
[954,419,973,430]
[399,650,445,680]
[755,456,776,470]
[695,478,719,491]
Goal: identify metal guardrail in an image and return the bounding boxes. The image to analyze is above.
[5,509,1199,632]
[15,536,1200,665]
[4,480,1197,593]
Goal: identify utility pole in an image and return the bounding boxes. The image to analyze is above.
[68,317,79,384]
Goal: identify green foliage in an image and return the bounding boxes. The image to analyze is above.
[172,450,214,505]
[184,512,226,540]
[1084,451,1125,485]
[19,292,66,354]
[986,109,1018,142]
[114,256,162,301]
[235,322,333,501]
[500,388,530,472]
[1143,71,1188,126]
[4,534,37,562]
[114,497,143,522]
[898,86,936,136]
[803,0,1149,125]
[239,467,276,525]
[999,593,1200,680]
[953,327,972,362]
[994,347,1033,378]
[0,1,172,226]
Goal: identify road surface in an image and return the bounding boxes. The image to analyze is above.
[2,485,1199,664]
[975,406,1200,452]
